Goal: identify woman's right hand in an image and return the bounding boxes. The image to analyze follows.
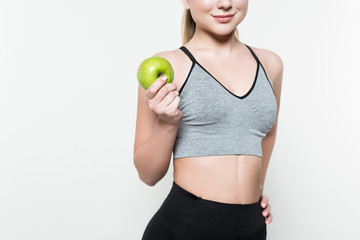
[145,75,183,126]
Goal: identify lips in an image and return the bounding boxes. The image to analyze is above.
[213,14,235,18]
[213,13,235,23]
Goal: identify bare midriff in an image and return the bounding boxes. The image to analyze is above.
[173,155,263,204]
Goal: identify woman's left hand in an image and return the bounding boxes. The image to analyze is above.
[260,195,273,225]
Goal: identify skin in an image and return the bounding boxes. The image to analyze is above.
[134,0,283,225]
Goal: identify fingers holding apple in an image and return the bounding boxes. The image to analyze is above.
[158,92,183,126]
[145,75,168,100]
[145,77,183,126]
[138,55,182,125]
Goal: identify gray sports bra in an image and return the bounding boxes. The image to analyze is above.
[172,44,277,159]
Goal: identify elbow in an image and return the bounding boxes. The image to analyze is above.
[133,156,158,187]
[138,173,158,187]
[133,150,169,187]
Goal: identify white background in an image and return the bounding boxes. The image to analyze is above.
[1,0,359,239]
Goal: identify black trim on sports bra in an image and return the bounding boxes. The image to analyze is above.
[179,46,196,62]
[179,44,260,99]
[244,44,260,64]
[178,61,195,96]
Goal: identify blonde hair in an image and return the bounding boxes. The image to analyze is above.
[181,9,239,45]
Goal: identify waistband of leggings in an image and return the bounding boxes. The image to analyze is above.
[172,180,263,211]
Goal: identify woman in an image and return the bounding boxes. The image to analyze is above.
[134,0,283,239]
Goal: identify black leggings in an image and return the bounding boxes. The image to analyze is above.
[142,181,267,240]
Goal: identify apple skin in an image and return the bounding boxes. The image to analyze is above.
[137,56,174,90]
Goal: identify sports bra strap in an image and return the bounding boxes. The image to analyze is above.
[244,44,260,64]
[179,46,196,62]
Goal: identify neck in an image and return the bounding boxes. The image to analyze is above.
[187,26,240,54]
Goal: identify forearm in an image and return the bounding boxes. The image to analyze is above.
[134,117,179,186]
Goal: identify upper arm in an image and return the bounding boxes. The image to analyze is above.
[258,48,284,138]
[133,51,174,156]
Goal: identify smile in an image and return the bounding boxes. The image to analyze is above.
[212,13,235,23]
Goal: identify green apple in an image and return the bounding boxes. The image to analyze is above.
[137,56,174,90]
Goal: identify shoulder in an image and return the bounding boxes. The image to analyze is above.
[248,45,284,86]
[151,47,189,68]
